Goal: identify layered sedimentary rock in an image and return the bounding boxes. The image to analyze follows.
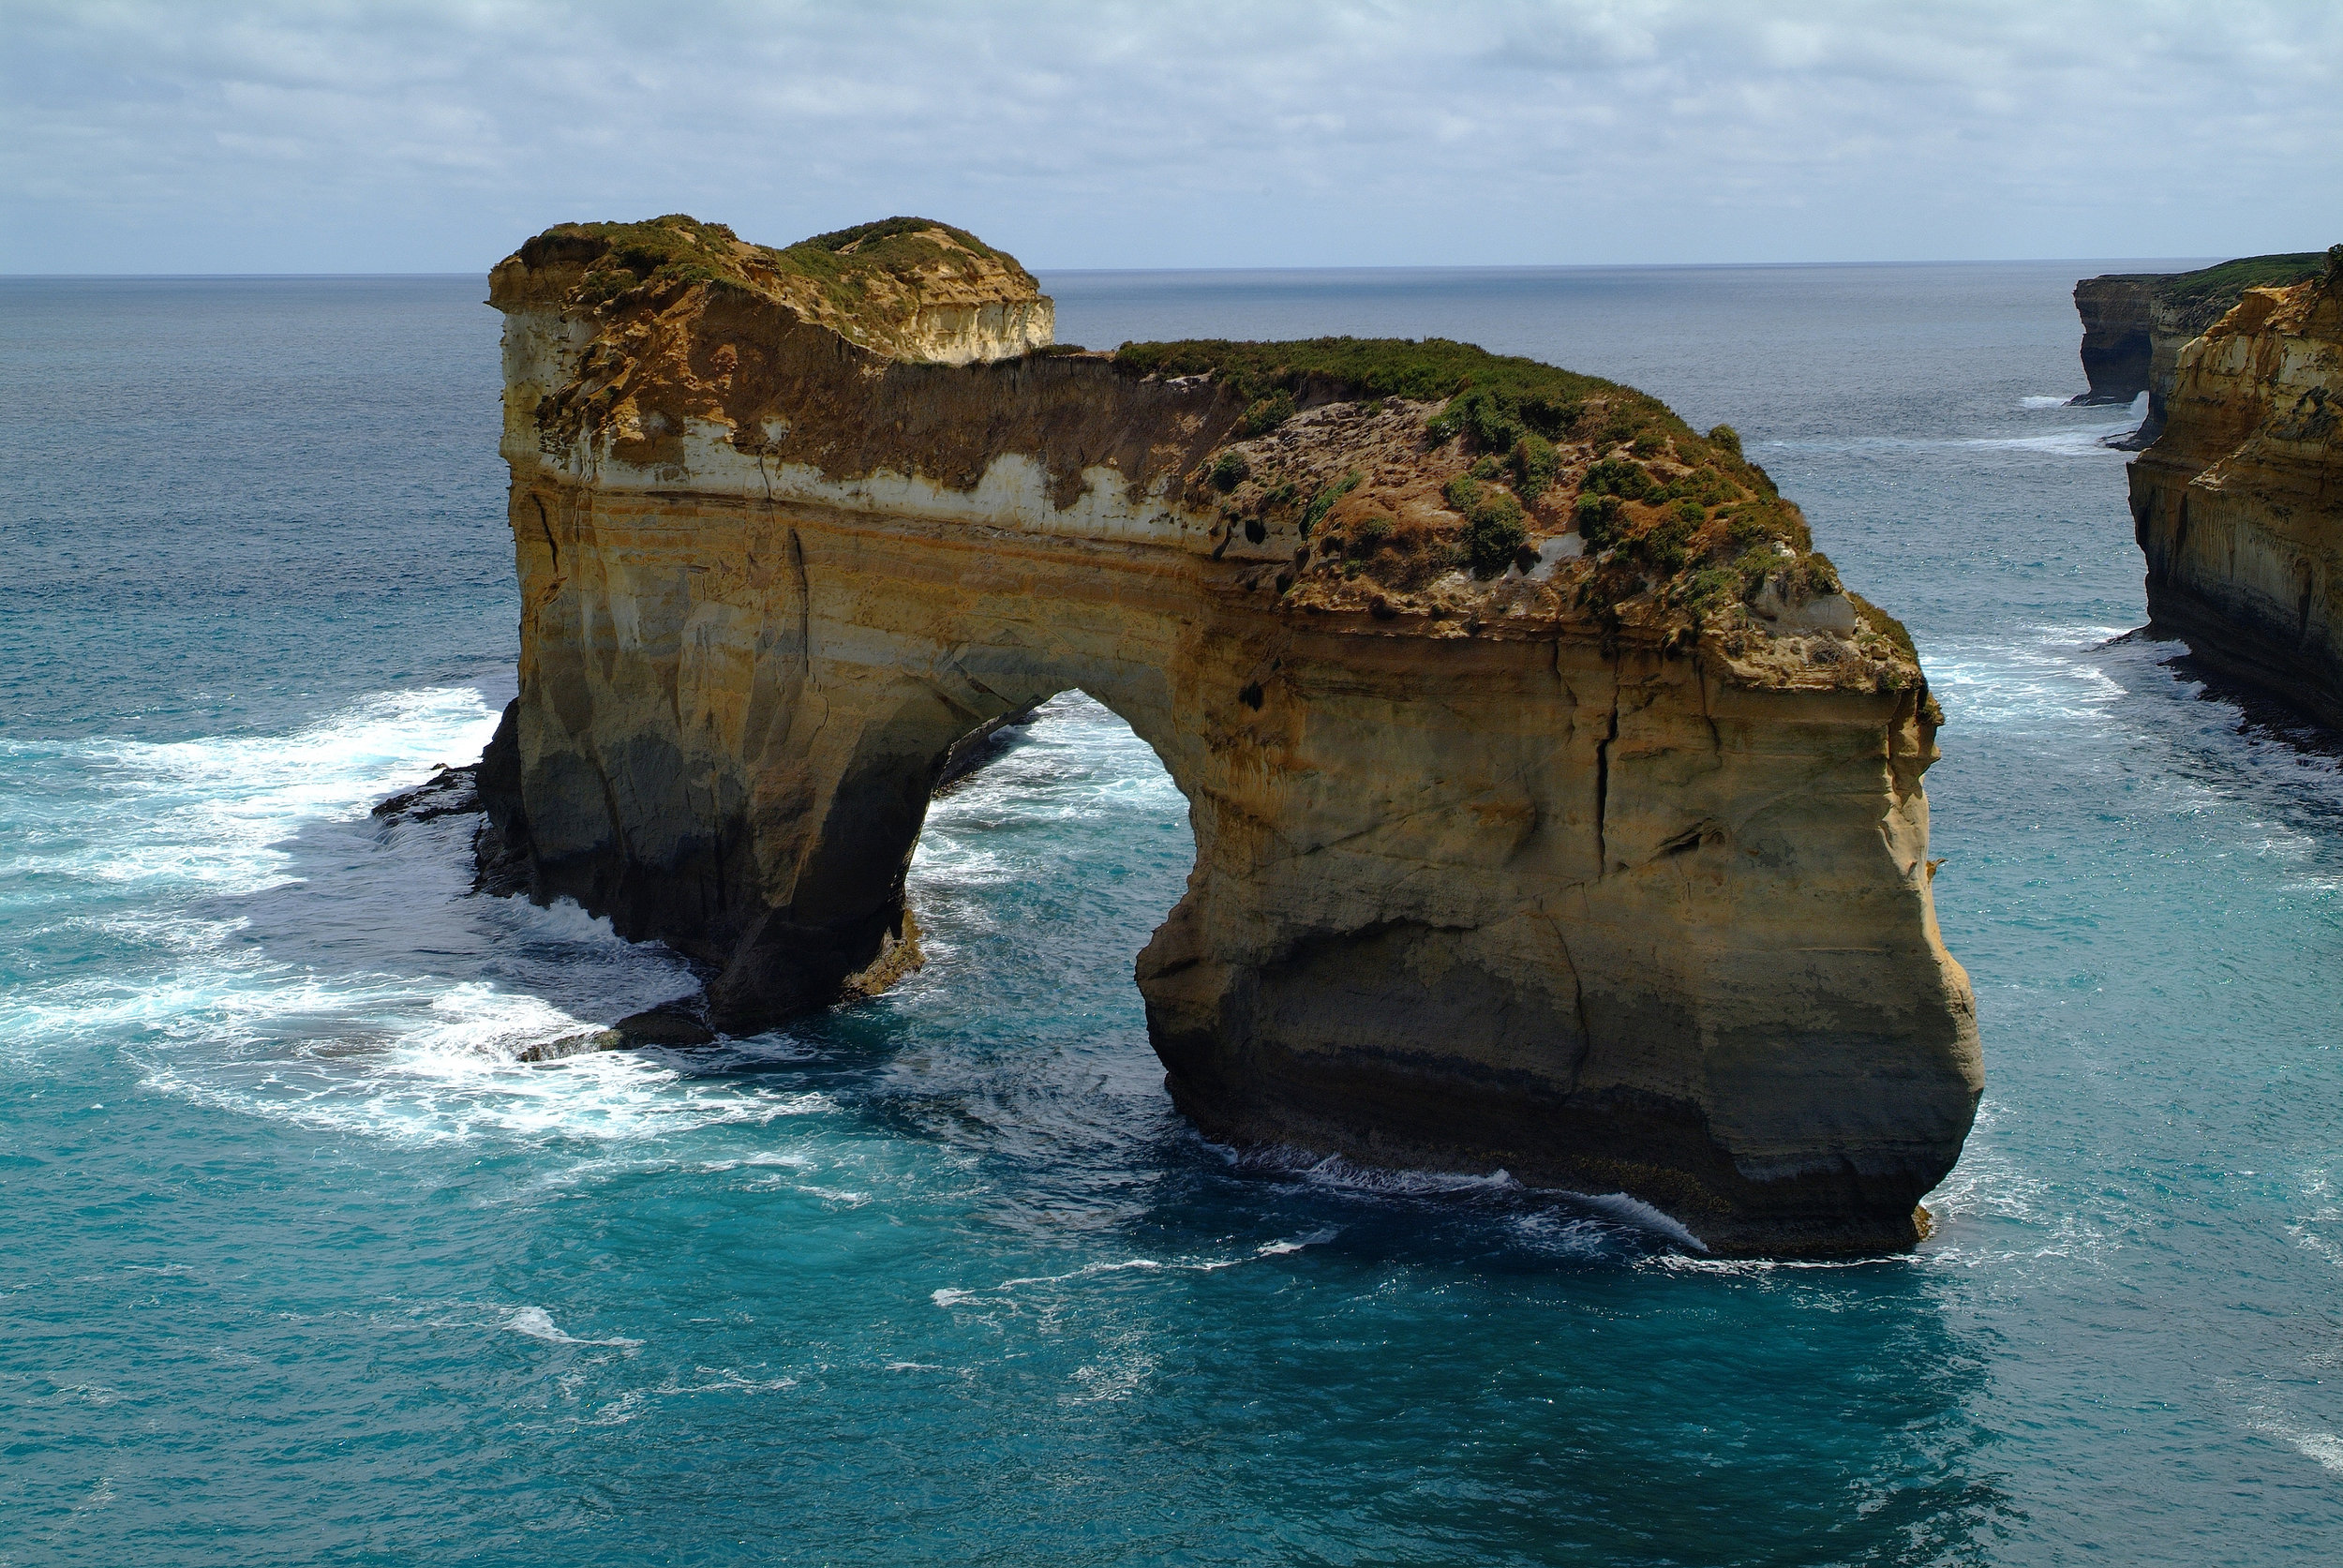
[2128,250,2343,726]
[2073,253,2326,448]
[479,214,1981,1256]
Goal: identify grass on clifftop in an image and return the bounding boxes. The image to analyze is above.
[1130,336,1899,660]
[520,213,1035,317]
[1114,336,1652,446]
[2099,251,2335,336]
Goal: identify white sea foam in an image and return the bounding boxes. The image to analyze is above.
[44,685,502,900]
[2231,1385,2343,1476]
[938,1233,1334,1309]
[505,1305,643,1348]
[0,680,790,1152]
[1257,1227,1341,1256]
[2291,1430,2343,1473]
[1227,1144,1526,1197]
[1568,1191,1707,1250]
[1957,425,2137,455]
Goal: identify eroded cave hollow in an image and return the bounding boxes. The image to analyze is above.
[474,215,1982,1257]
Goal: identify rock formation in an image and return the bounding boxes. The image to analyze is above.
[2072,253,2326,448]
[478,213,1981,1256]
[2128,248,2343,727]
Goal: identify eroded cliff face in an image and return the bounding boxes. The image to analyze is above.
[481,215,1982,1256]
[2129,254,2343,726]
[2073,253,2326,448]
[2072,276,2158,408]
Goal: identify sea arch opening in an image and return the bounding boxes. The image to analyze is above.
[901,691,1198,1055]
[703,655,1214,1043]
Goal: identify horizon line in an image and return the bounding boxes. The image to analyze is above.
[0,254,2233,282]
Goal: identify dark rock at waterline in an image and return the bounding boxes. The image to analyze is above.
[371,713,727,1058]
[515,1002,717,1063]
[372,764,483,823]
[933,702,1041,790]
[515,1030,619,1064]
[470,699,535,897]
[609,1005,718,1048]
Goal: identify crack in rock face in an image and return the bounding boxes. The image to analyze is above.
[473,213,1983,1258]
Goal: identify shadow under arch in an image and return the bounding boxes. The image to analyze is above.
[697,650,1206,1035]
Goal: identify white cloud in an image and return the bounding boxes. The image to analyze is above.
[2,0,2336,271]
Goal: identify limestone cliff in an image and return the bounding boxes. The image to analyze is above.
[2128,249,2343,726]
[2072,253,2326,448]
[479,214,1982,1257]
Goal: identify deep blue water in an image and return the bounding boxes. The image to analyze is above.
[2,263,2338,1564]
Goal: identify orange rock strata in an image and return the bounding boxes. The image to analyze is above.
[477,216,1982,1256]
[2129,253,2343,725]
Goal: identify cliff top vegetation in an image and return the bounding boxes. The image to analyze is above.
[1116,335,1918,695]
[494,213,1041,357]
[497,218,1923,700]
[2092,250,2331,336]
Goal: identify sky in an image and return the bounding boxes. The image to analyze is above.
[4,0,2338,274]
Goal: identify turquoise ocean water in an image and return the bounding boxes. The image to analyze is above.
[2,263,2338,1564]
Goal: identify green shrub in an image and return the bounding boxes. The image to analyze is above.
[1576,493,1624,546]
[1239,391,1296,436]
[1468,454,1503,480]
[1799,551,1842,596]
[1672,498,1706,526]
[1582,456,1659,501]
[1631,432,1665,458]
[1446,477,1527,575]
[1303,470,1362,535]
[1684,466,1734,506]
[1527,396,1584,436]
[1729,547,1782,599]
[1847,590,1920,663]
[1680,566,1742,611]
[1708,424,1742,456]
[1468,389,1520,451]
[1351,515,1395,555]
[1210,452,1250,492]
[1510,432,1559,500]
[582,267,638,303]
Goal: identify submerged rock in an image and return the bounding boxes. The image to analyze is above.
[470,213,1983,1256]
[2128,247,2343,728]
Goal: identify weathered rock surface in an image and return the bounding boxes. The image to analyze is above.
[2072,253,2327,448]
[372,763,483,823]
[2128,250,2343,727]
[477,214,1982,1256]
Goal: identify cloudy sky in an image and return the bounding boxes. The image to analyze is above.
[5,0,2337,273]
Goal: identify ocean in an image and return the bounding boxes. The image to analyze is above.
[2,261,2337,1564]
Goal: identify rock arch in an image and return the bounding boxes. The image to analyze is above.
[476,217,1982,1256]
